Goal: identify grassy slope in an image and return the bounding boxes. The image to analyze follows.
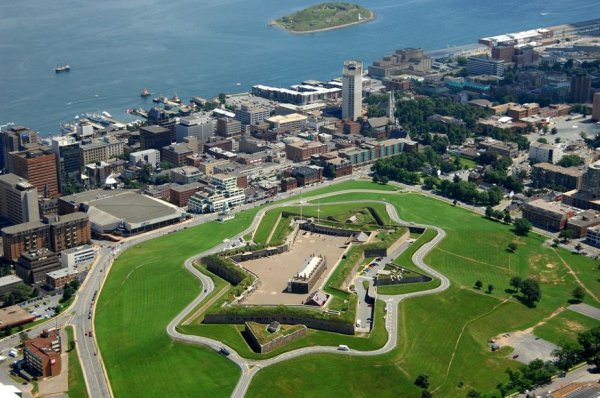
[95,180,394,397]
[65,326,88,398]
[533,309,600,345]
[247,191,600,397]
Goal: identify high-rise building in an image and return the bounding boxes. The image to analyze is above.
[571,74,592,103]
[0,174,40,225]
[593,92,600,122]
[1,221,50,262]
[52,136,82,193]
[9,147,59,198]
[342,60,363,121]
[45,213,91,253]
[79,137,125,165]
[140,125,174,150]
[175,115,215,142]
[467,57,505,77]
[0,125,38,171]
[235,104,270,126]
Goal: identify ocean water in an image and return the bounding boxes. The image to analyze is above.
[0,0,597,134]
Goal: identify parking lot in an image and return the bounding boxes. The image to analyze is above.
[493,331,557,364]
[20,294,62,321]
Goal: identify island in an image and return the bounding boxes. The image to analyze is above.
[272,2,375,34]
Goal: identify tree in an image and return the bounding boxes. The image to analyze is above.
[577,326,600,367]
[466,390,481,398]
[507,242,517,253]
[379,175,389,185]
[572,286,585,303]
[414,374,430,389]
[575,243,583,253]
[4,325,12,337]
[475,280,483,290]
[70,278,80,291]
[510,276,523,292]
[421,391,432,398]
[521,278,542,306]
[18,331,29,343]
[62,285,74,302]
[485,206,493,218]
[218,93,227,104]
[559,229,573,243]
[503,212,512,224]
[487,284,494,294]
[558,154,582,168]
[551,127,558,135]
[514,218,532,236]
[552,341,582,370]
[536,137,548,144]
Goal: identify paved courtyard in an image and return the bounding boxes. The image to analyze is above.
[242,232,349,305]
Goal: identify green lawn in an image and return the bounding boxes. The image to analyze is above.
[533,309,600,345]
[247,191,600,397]
[275,2,374,33]
[65,326,88,398]
[94,214,258,397]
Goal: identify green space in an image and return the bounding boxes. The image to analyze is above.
[456,156,477,169]
[65,326,88,398]
[247,322,306,345]
[274,2,374,33]
[533,309,600,345]
[247,190,600,397]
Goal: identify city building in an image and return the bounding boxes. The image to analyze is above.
[59,244,96,268]
[129,149,160,167]
[290,166,323,186]
[175,115,215,142]
[161,143,193,167]
[570,74,592,103]
[235,104,270,126]
[1,221,50,262]
[0,275,24,297]
[0,174,40,225]
[521,199,575,232]
[169,182,204,207]
[287,256,326,294]
[476,138,519,158]
[51,136,82,193]
[528,141,563,164]
[531,163,583,191]
[368,48,432,79]
[46,267,81,290]
[187,174,245,213]
[566,209,600,238]
[467,57,505,77]
[338,138,415,165]
[46,213,91,254]
[342,60,363,121]
[80,137,125,166]
[216,118,242,138]
[0,125,38,171]
[281,177,298,192]
[23,330,61,377]
[586,224,600,248]
[15,248,62,284]
[285,140,327,162]
[251,83,341,105]
[0,305,35,331]
[9,147,59,198]
[169,166,202,184]
[593,92,600,122]
[265,113,307,132]
[140,125,174,151]
[507,103,539,121]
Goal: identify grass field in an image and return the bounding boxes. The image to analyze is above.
[65,326,88,398]
[533,309,600,345]
[275,2,374,33]
[247,190,600,397]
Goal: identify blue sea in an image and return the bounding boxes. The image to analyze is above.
[0,0,597,134]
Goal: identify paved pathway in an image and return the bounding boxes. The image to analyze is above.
[568,303,600,321]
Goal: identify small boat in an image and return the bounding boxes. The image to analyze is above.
[54,63,70,73]
[101,111,112,118]
[141,88,151,97]
[235,82,241,86]
[171,93,182,103]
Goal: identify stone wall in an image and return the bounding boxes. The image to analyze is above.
[229,245,289,262]
[376,275,432,286]
[204,312,355,335]
[244,322,307,353]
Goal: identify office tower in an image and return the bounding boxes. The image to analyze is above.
[342,60,363,121]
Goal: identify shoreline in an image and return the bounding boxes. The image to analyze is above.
[273,10,376,35]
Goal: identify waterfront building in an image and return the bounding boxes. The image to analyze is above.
[368,48,432,79]
[51,136,82,193]
[252,83,341,105]
[9,147,59,198]
[140,125,175,151]
[342,60,363,121]
[80,137,125,165]
[0,174,40,225]
[467,57,505,77]
[175,115,215,143]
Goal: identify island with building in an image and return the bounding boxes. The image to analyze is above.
[272,2,374,34]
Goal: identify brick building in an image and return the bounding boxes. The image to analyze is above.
[285,140,327,162]
[23,330,61,377]
[161,143,193,167]
[9,147,59,198]
[46,213,91,253]
[521,199,574,232]
[2,221,50,262]
[531,163,583,191]
[169,182,204,207]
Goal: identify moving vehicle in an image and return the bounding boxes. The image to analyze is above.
[54,63,70,73]
[337,345,349,351]
[219,347,230,356]
[355,320,361,327]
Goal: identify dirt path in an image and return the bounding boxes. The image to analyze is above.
[552,248,600,304]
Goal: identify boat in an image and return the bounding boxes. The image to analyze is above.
[54,63,70,73]
[235,82,241,86]
[101,111,112,118]
[140,88,151,97]
[86,113,110,125]
[171,93,182,104]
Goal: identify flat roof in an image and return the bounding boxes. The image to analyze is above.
[533,162,583,177]
[0,275,22,287]
[0,305,35,328]
[88,191,182,226]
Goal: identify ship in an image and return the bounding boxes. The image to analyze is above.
[86,113,110,125]
[141,88,151,97]
[54,63,70,73]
